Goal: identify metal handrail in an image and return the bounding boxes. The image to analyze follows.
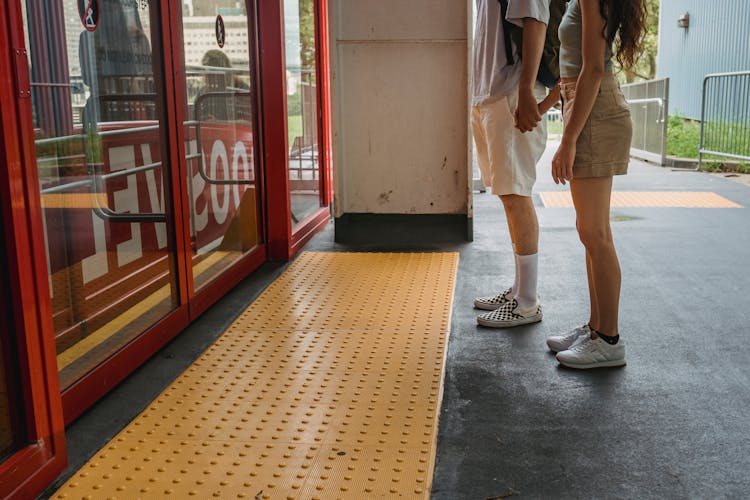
[39,163,167,223]
[627,97,664,106]
[40,179,92,195]
[34,125,160,147]
[99,161,161,181]
[89,156,166,222]
[620,78,670,165]
[36,126,167,222]
[191,91,254,186]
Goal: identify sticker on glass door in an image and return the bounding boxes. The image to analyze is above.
[78,0,100,31]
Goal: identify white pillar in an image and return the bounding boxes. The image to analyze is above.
[330,0,472,239]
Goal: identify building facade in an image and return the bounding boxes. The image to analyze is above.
[657,0,750,120]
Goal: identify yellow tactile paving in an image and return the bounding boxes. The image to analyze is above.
[41,192,109,209]
[55,251,458,499]
[539,191,743,208]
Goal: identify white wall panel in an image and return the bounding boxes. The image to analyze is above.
[330,0,470,216]
[337,0,467,41]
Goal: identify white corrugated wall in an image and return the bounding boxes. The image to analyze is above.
[657,0,750,120]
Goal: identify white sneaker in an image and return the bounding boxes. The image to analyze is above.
[546,324,590,353]
[477,298,542,328]
[556,335,626,369]
[473,288,513,311]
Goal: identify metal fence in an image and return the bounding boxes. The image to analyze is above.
[621,78,669,165]
[699,71,750,169]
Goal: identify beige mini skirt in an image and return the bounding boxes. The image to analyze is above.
[560,74,632,177]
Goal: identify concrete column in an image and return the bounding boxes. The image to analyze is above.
[329,0,472,242]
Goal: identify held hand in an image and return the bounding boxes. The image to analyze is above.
[551,140,576,185]
[515,87,542,133]
[537,84,561,115]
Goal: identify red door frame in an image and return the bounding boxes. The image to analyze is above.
[0,0,334,490]
[0,0,66,496]
[58,0,273,423]
[166,0,269,321]
[57,0,194,424]
[262,0,333,261]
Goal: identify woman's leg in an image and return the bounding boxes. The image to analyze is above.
[570,176,620,337]
[577,215,599,328]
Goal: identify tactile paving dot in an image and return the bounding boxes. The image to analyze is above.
[54,439,319,499]
[135,400,336,444]
[54,252,458,499]
[299,445,432,499]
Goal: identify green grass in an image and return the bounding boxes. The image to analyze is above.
[703,120,750,157]
[667,114,750,172]
[547,120,563,136]
[666,115,701,159]
[288,115,303,145]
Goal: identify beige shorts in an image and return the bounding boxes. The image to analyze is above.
[560,74,632,178]
[472,84,548,197]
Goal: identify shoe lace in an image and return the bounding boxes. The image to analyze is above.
[562,324,588,342]
[570,335,597,352]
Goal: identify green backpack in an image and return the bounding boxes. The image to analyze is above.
[498,0,567,88]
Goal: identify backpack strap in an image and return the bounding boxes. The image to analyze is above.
[498,0,515,65]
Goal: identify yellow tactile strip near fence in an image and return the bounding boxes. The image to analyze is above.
[55,251,458,499]
[539,191,743,208]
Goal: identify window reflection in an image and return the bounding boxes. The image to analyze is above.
[285,0,322,227]
[24,0,179,389]
[180,1,262,291]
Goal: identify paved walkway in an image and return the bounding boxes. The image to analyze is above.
[48,146,750,499]
[433,145,750,499]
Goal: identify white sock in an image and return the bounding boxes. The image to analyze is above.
[510,255,520,296]
[515,253,538,309]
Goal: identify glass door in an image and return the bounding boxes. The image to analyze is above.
[284,0,324,228]
[21,1,181,390]
[0,18,66,487]
[177,1,263,292]
[0,242,24,464]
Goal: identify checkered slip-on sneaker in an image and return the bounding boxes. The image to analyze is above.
[473,288,514,311]
[556,335,626,369]
[476,298,542,328]
[546,324,591,353]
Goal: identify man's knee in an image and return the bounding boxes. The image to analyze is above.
[499,194,530,209]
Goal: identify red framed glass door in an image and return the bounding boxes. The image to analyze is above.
[171,0,267,317]
[0,3,66,496]
[2,0,335,476]
[21,0,183,393]
[262,0,332,260]
[9,0,267,423]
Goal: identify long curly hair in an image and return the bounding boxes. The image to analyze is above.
[599,0,648,70]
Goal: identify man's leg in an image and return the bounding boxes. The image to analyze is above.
[472,104,519,309]
[500,194,539,309]
[500,194,538,255]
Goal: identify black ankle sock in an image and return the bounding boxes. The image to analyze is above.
[592,328,620,345]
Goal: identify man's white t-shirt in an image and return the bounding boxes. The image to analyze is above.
[472,0,550,106]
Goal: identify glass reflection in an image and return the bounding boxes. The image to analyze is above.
[24,0,179,389]
[285,0,322,227]
[180,1,262,291]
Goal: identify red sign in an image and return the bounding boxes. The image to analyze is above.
[215,15,226,48]
[78,0,100,32]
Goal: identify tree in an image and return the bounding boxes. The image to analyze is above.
[617,0,660,83]
[299,0,316,84]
